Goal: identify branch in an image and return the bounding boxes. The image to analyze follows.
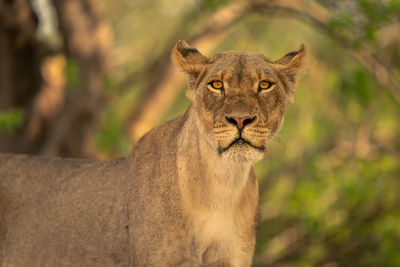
[252,1,400,105]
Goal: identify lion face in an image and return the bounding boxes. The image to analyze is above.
[172,41,306,162]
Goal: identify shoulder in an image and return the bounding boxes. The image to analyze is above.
[131,115,187,156]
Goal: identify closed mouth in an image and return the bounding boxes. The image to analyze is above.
[218,138,265,154]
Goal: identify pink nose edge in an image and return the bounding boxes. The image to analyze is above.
[232,117,250,130]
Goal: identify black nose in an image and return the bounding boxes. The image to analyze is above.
[226,116,256,130]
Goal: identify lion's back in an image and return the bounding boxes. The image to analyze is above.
[0,154,96,205]
[0,154,132,266]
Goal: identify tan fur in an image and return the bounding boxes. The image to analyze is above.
[0,40,305,266]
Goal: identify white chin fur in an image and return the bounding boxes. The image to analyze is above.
[220,146,264,163]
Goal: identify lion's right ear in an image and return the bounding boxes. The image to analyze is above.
[272,44,307,104]
[171,40,209,78]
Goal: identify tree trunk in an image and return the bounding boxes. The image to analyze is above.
[39,0,112,157]
[0,0,44,153]
[0,0,112,158]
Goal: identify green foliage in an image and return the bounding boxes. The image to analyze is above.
[64,59,79,88]
[203,0,231,10]
[94,111,132,156]
[102,74,116,92]
[0,109,24,135]
[325,0,400,45]
[328,12,354,31]
[339,67,375,106]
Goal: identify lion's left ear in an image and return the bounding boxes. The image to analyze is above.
[171,40,209,78]
[273,44,307,104]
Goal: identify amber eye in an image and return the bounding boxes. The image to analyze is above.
[210,80,224,90]
[258,80,275,92]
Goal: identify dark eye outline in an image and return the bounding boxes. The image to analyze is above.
[207,80,224,92]
[258,80,275,93]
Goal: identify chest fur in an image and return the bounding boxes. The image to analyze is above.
[189,207,255,267]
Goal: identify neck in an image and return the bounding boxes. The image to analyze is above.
[177,106,253,210]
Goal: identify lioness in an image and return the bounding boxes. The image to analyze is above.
[0,40,305,266]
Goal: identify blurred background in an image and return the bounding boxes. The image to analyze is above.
[1,0,400,265]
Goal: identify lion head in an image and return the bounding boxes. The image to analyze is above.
[172,40,306,162]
